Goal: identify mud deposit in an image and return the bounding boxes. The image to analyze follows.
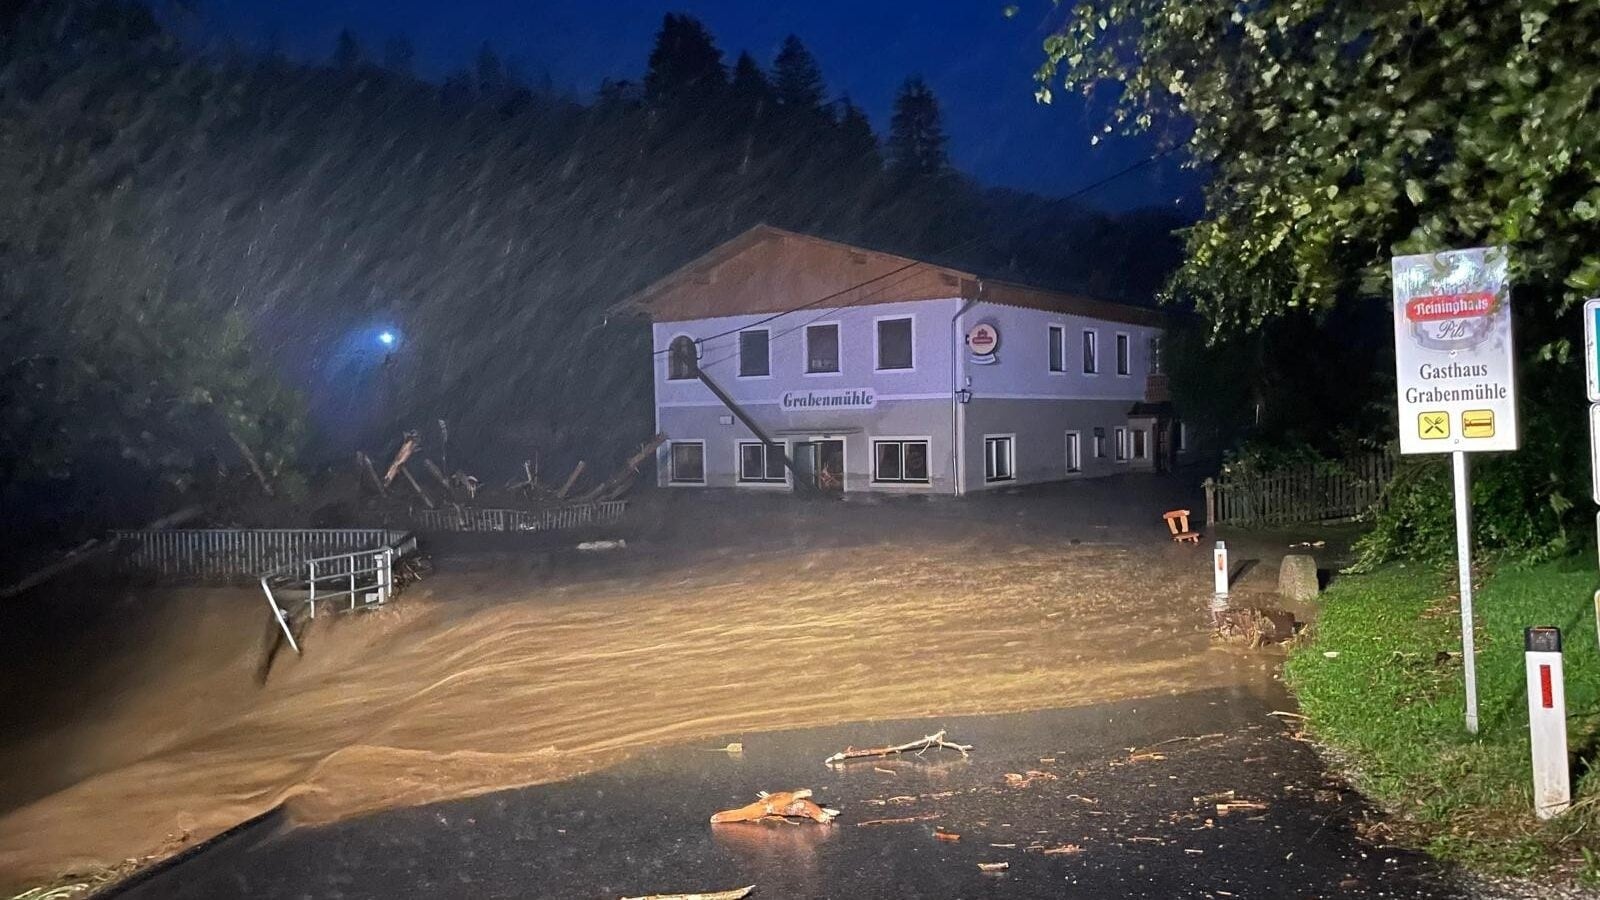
[0,507,1285,890]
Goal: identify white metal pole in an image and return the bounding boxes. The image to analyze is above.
[1452,450,1479,734]
[1213,541,1229,597]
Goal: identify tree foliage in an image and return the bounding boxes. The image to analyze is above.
[1035,0,1600,563]
[1036,0,1600,331]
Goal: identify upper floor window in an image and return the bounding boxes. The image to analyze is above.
[1149,335,1164,375]
[806,323,840,374]
[876,317,914,371]
[1116,333,1131,376]
[1082,329,1098,374]
[1048,325,1066,373]
[667,335,698,380]
[739,329,770,377]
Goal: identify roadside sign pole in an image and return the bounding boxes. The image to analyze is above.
[1452,451,1479,734]
[1392,247,1515,736]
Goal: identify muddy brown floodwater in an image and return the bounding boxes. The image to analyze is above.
[0,489,1310,892]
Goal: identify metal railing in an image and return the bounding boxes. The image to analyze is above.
[413,501,627,533]
[260,533,418,655]
[112,528,407,579]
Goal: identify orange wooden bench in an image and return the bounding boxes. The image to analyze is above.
[1163,509,1200,544]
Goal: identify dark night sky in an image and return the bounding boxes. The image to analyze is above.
[191,1,1201,213]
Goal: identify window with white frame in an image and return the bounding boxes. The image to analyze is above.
[669,441,705,483]
[877,317,914,370]
[667,335,698,380]
[984,435,1015,482]
[1132,428,1147,460]
[873,439,930,483]
[1065,431,1082,473]
[1116,333,1131,376]
[1082,329,1098,374]
[738,441,786,483]
[738,329,770,377]
[806,323,840,373]
[1114,427,1129,462]
[1149,335,1163,374]
[1093,427,1106,458]
[1177,420,1188,452]
[1048,325,1066,373]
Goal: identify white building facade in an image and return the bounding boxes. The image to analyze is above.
[633,226,1187,496]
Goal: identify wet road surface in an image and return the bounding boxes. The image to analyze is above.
[110,683,1465,899]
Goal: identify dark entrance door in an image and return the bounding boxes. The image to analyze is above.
[815,439,844,493]
[791,439,845,493]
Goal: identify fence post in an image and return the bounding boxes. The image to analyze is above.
[1203,478,1217,527]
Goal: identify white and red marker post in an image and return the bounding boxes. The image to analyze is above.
[1524,627,1570,820]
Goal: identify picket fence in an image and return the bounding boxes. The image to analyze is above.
[412,500,627,533]
[1204,452,1394,528]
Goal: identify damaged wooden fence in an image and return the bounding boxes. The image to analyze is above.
[1204,451,1394,528]
[412,500,627,533]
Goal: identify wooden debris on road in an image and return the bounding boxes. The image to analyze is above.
[855,814,940,827]
[620,886,754,900]
[710,789,838,824]
[1216,799,1269,816]
[1003,771,1059,788]
[576,433,667,503]
[398,465,435,509]
[825,730,973,766]
[1193,790,1235,805]
[1036,843,1083,855]
[934,830,961,842]
[976,862,1009,873]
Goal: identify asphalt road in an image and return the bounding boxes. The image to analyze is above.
[109,682,1466,899]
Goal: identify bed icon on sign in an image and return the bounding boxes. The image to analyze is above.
[1462,409,1496,438]
[1418,411,1450,440]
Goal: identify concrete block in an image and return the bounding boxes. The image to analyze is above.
[1279,554,1320,602]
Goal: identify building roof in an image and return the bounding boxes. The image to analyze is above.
[624,224,1166,328]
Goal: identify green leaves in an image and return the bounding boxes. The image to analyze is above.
[1034,0,1600,325]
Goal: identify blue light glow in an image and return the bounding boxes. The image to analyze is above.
[378,330,397,347]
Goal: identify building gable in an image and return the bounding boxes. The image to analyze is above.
[628,224,1164,329]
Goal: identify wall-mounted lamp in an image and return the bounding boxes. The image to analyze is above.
[956,388,973,404]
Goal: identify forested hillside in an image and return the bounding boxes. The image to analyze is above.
[0,1,1185,538]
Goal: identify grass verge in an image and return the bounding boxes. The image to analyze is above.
[1284,556,1600,879]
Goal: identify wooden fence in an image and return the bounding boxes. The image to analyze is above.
[1204,452,1394,528]
[412,500,627,533]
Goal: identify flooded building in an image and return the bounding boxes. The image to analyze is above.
[630,225,1188,495]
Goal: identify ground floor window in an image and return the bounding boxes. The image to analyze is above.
[1114,427,1129,462]
[1176,420,1188,452]
[873,439,930,483]
[1065,431,1081,473]
[669,441,705,484]
[984,435,1015,482]
[1132,428,1147,460]
[738,441,786,483]
[1093,427,1106,459]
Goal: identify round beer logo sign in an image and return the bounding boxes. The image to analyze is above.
[967,322,999,355]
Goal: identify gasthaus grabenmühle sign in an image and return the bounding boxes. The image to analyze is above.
[1392,246,1518,454]
[1391,246,1518,737]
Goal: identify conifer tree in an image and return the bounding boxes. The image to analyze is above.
[887,76,948,179]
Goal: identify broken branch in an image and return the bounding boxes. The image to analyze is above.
[382,431,420,487]
[825,729,973,766]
